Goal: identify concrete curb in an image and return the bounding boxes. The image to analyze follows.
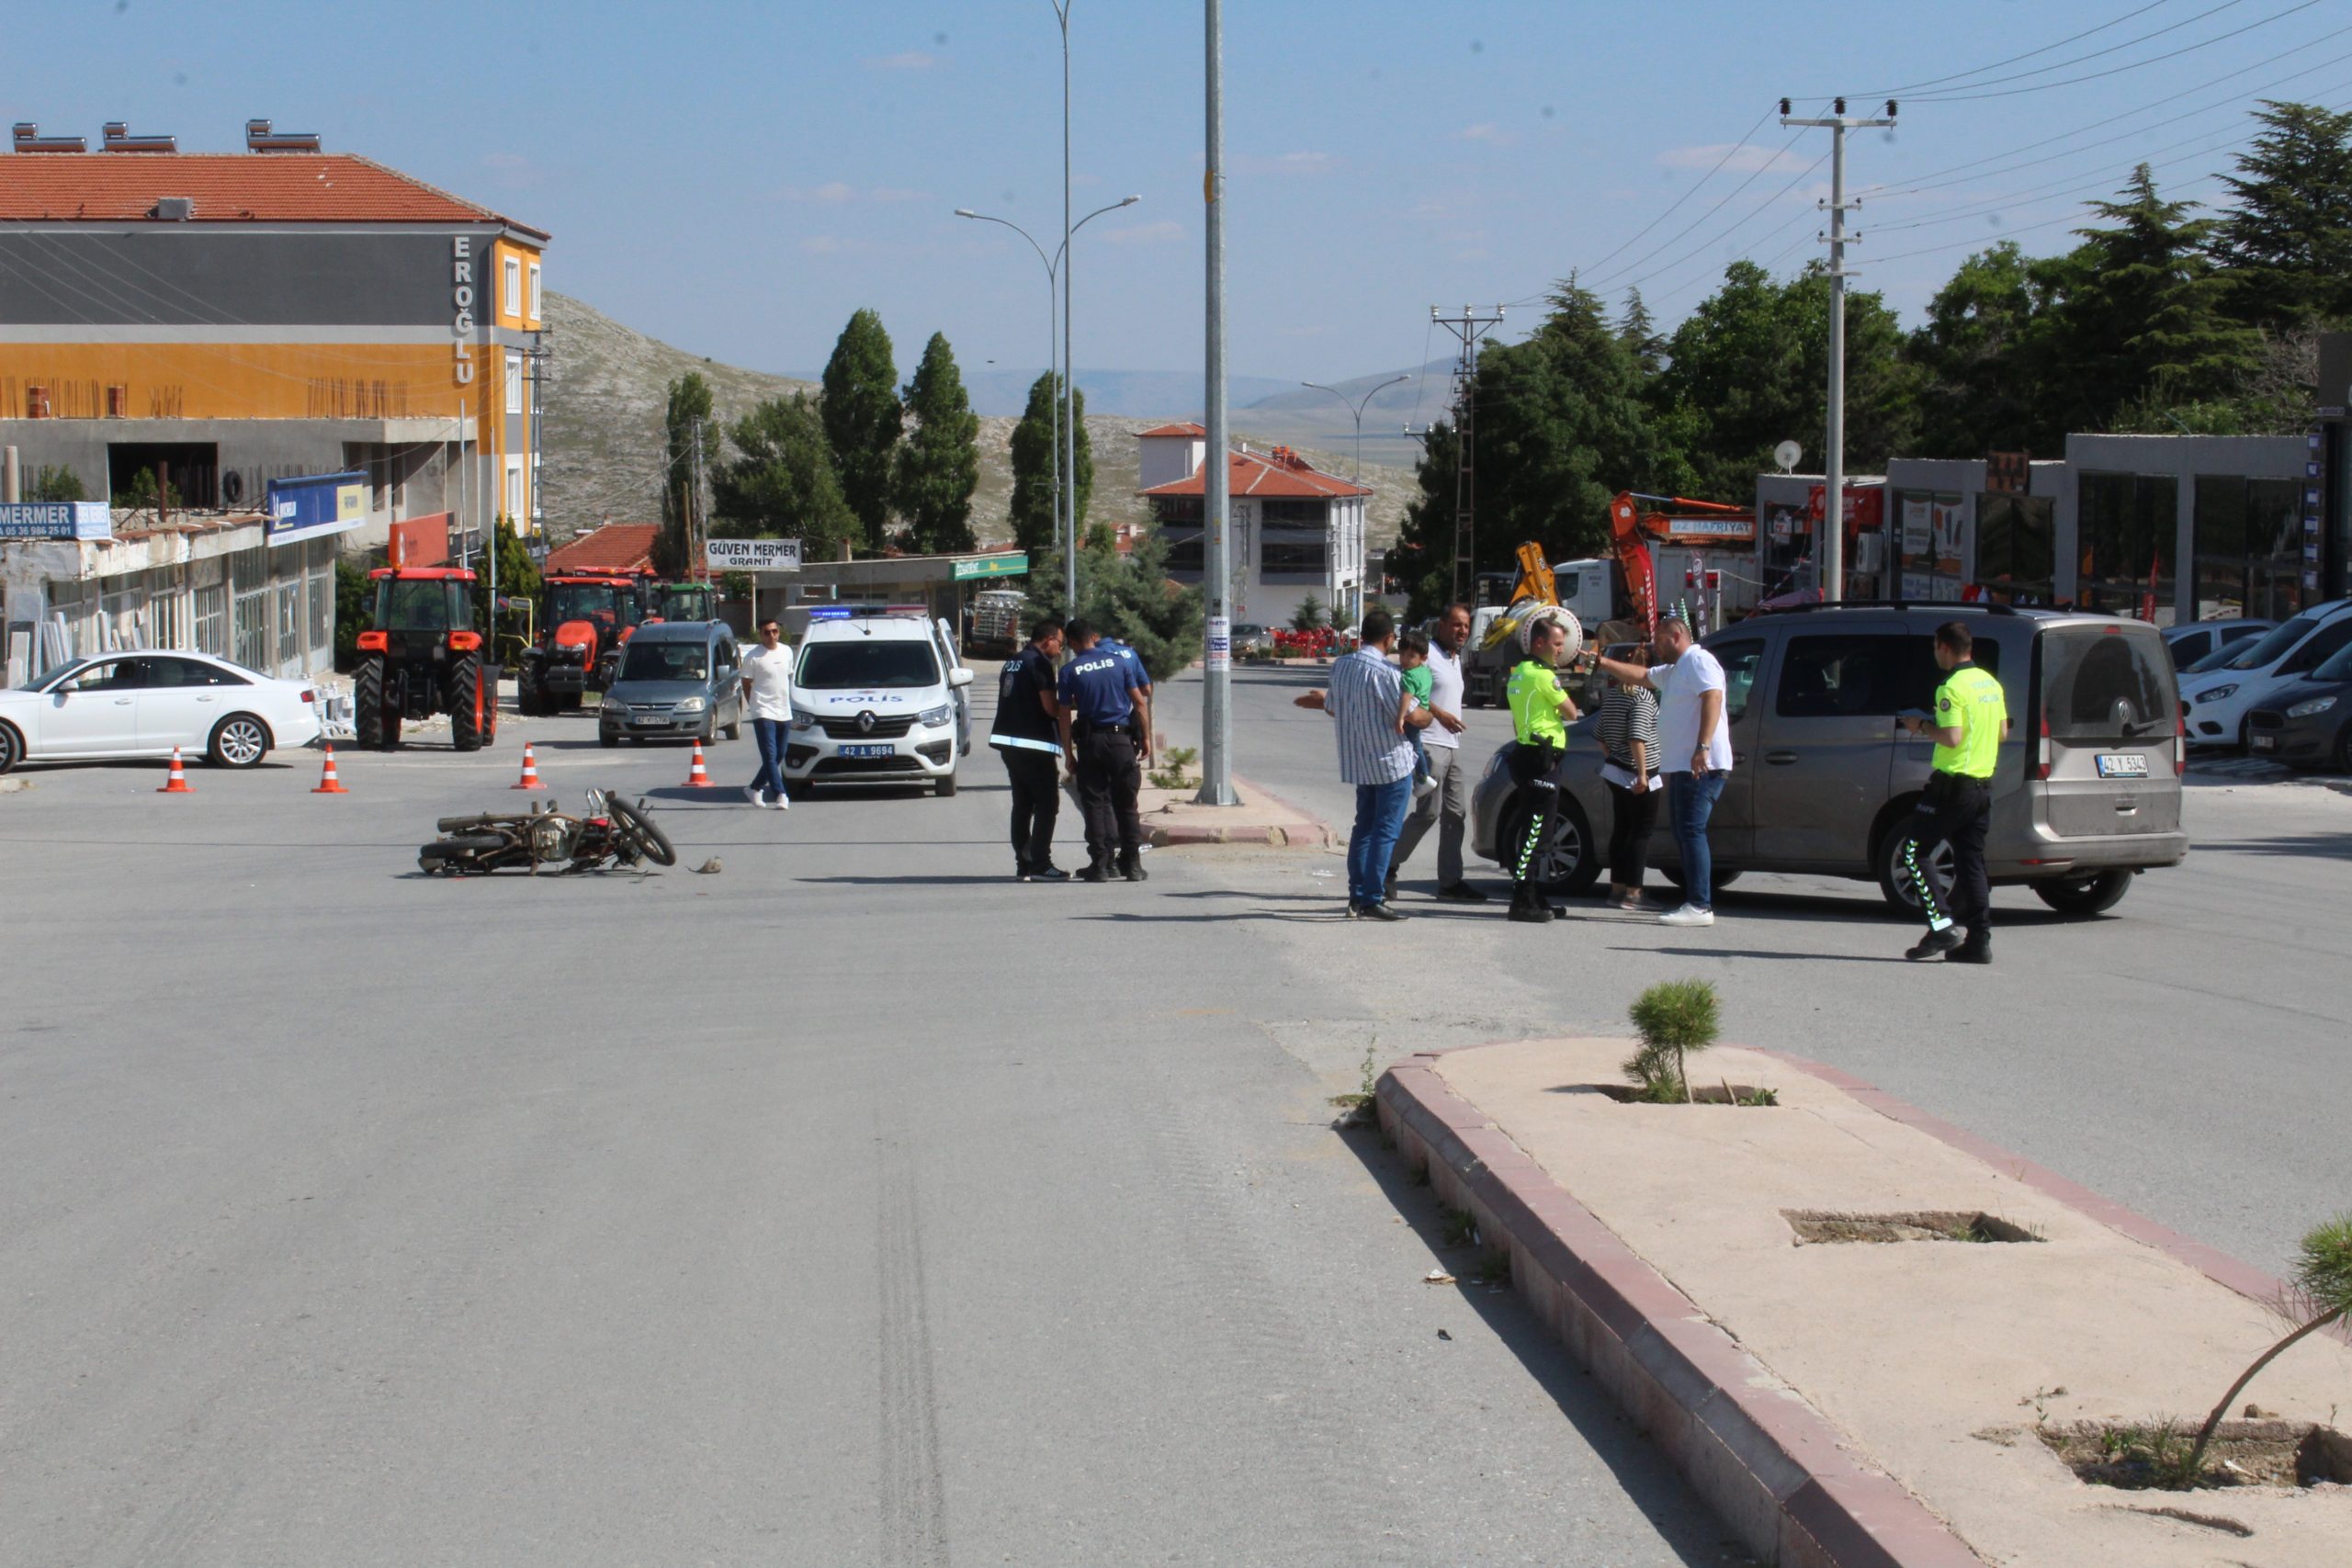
[1376,1051,1986,1568]
[1145,771,1338,851]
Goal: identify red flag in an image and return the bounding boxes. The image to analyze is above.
[2141,550,2161,623]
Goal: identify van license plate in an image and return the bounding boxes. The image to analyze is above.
[2096,753,2149,778]
[840,743,896,759]
[2249,734,2277,752]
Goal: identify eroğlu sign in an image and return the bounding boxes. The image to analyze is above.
[0,502,111,541]
[451,236,476,387]
[706,536,802,572]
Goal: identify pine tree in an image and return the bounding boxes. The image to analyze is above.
[1009,372,1091,557]
[1909,243,2068,456]
[1616,287,1663,378]
[656,372,718,575]
[893,332,980,554]
[819,308,903,547]
[2214,101,2352,328]
[712,393,859,561]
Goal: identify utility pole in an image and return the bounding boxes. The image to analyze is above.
[1780,96,1895,604]
[1431,306,1503,604]
[1056,1,1079,615]
[690,414,707,581]
[1196,0,1236,807]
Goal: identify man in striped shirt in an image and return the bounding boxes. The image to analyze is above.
[1294,607,1427,921]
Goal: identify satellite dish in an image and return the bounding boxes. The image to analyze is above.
[1773,440,1803,474]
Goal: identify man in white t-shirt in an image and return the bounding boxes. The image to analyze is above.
[1386,603,1485,902]
[1596,615,1729,927]
[739,617,796,809]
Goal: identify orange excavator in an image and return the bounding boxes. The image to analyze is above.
[1606,491,1754,637]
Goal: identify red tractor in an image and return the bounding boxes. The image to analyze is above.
[515,574,641,715]
[354,568,499,751]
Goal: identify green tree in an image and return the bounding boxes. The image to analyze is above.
[1391,418,1464,619]
[820,308,903,547]
[893,332,980,554]
[2214,101,2352,329]
[712,393,859,560]
[1616,286,1664,378]
[1623,977,1723,1105]
[1009,372,1091,556]
[1908,243,2068,456]
[1290,592,1326,631]
[1027,529,1202,682]
[27,465,87,502]
[2040,165,2259,431]
[334,558,372,669]
[472,516,541,660]
[657,372,718,575]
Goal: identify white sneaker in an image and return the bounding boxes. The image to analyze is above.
[1657,904,1715,928]
[743,784,763,807]
[771,790,789,811]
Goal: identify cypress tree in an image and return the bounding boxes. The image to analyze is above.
[894,333,980,554]
[712,393,859,562]
[1008,372,1091,557]
[819,309,903,547]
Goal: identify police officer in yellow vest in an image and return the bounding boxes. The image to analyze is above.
[1503,616,1579,924]
[1900,621,2009,963]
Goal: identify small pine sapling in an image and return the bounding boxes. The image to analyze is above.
[2185,1212,2352,1477]
[1624,978,1721,1104]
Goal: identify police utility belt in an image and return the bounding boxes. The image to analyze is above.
[1071,712,1141,741]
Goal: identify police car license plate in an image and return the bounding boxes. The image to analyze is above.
[839,743,896,759]
[2250,734,2277,752]
[2096,753,2148,778]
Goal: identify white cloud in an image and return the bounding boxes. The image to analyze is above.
[869,51,934,70]
[1100,220,1184,245]
[1657,142,1808,175]
[1454,122,1516,147]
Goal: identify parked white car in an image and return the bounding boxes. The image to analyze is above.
[2177,599,2352,748]
[0,651,322,773]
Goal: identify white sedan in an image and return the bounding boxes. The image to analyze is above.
[0,651,322,773]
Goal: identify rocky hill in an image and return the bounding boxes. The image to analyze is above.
[537,290,1417,549]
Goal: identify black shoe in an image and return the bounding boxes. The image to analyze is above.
[1435,882,1489,903]
[1949,941,1991,964]
[1344,900,1366,919]
[1029,863,1069,883]
[1383,875,1399,903]
[1121,855,1148,883]
[1906,928,1963,961]
[1361,902,1407,922]
[1077,863,1112,884]
[1507,897,1554,924]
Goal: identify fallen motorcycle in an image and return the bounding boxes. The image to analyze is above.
[417,789,677,875]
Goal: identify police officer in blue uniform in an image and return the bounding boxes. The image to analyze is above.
[1056,618,1153,882]
[990,614,1069,882]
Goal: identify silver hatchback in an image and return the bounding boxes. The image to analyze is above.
[1469,604,2188,917]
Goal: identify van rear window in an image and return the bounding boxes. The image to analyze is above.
[2041,626,2172,743]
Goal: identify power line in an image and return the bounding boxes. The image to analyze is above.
[1849,0,2187,97]
[1550,105,1775,289]
[1904,0,2324,103]
[1582,121,1817,291]
[1899,0,2250,99]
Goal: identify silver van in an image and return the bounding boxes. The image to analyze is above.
[1469,604,2188,917]
[597,620,743,746]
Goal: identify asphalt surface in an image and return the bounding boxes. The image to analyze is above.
[1168,661,2352,1278]
[0,692,1748,1567]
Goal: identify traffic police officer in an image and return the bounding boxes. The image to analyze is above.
[990,613,1067,882]
[1503,615,1579,924]
[1056,618,1154,882]
[1901,620,2009,963]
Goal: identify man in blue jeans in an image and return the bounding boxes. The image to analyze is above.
[1596,615,1728,928]
[738,616,796,809]
[1295,607,1427,921]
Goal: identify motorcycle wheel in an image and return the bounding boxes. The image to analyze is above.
[605,795,676,867]
[418,833,507,874]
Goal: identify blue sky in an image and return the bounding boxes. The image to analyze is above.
[16,0,2350,393]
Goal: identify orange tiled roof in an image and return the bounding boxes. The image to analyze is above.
[1138,422,1206,437]
[0,152,548,237]
[1137,446,1371,501]
[544,524,659,576]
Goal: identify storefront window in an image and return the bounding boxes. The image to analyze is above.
[1894,490,1965,600]
[195,584,228,659]
[233,587,269,673]
[2076,472,2177,619]
[2192,475,2302,621]
[1973,493,2055,603]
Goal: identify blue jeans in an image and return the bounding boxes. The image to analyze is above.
[749,716,789,796]
[1349,775,1414,907]
[1668,771,1726,908]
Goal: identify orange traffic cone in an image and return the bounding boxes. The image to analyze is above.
[311,743,349,795]
[683,738,714,788]
[511,741,546,791]
[157,746,194,794]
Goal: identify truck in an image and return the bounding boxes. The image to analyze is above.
[1461,548,1614,706]
[967,588,1026,658]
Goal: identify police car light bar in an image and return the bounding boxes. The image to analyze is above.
[807,604,930,621]
[807,606,854,620]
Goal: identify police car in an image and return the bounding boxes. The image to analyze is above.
[785,606,974,796]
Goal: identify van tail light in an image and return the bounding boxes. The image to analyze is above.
[2175,708,2186,777]
[2035,711,2052,782]
[300,689,316,705]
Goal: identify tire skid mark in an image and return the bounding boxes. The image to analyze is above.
[875,1127,948,1568]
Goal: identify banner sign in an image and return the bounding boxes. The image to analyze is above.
[266,472,368,544]
[0,501,111,541]
[1204,614,1231,671]
[950,550,1029,581]
[1660,515,1755,544]
[706,536,802,572]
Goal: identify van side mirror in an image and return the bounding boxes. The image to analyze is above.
[947,666,974,689]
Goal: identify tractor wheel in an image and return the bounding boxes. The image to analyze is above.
[482,666,501,747]
[515,664,541,717]
[355,658,391,751]
[449,655,485,752]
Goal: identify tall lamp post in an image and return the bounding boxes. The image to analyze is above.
[1301,374,1408,626]
[956,196,1137,606]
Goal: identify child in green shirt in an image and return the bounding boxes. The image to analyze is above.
[1397,629,1434,789]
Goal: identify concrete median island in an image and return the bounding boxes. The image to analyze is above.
[1136,770,1335,850]
[1377,1037,2352,1568]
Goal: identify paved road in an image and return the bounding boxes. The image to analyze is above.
[1162,661,2352,1277]
[0,702,1745,1567]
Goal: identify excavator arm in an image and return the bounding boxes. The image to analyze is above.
[1608,491,1751,637]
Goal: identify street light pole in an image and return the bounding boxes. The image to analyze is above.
[953,209,1061,560]
[1054,1,1077,615]
[1197,0,1235,806]
[1300,375,1408,630]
